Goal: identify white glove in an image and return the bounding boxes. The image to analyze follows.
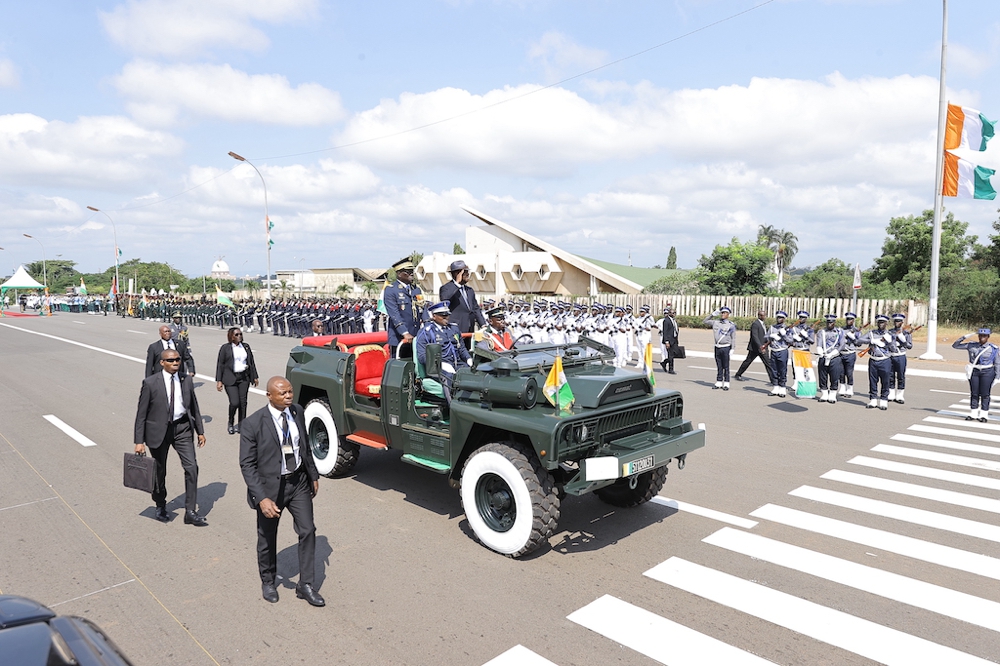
[712,309,720,317]
[770,332,780,341]
[874,339,885,348]
[883,333,894,343]
[846,331,855,340]
[793,331,802,341]
[467,358,473,367]
[897,334,906,343]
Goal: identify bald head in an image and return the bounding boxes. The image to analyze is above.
[266,376,293,410]
[159,325,171,340]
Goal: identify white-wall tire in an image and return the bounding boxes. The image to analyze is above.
[304,398,358,478]
[460,441,559,558]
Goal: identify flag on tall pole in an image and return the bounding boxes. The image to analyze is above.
[942,151,997,199]
[376,278,390,315]
[78,277,87,295]
[216,286,235,308]
[945,104,996,151]
[108,277,117,297]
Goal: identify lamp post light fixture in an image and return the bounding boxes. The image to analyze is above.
[228,151,271,300]
[86,206,121,298]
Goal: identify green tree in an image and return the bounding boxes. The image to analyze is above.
[410,251,424,266]
[362,280,378,297]
[695,238,773,295]
[782,259,855,298]
[756,224,798,291]
[870,209,976,284]
[26,259,80,292]
[118,259,189,294]
[666,246,677,269]
[335,283,352,298]
[453,243,465,255]
[644,271,699,295]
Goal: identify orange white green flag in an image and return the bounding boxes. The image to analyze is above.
[943,151,997,200]
[543,354,574,411]
[945,104,996,151]
[642,342,656,387]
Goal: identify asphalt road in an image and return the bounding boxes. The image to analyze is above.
[1,313,998,665]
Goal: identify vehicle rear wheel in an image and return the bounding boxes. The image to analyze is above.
[460,441,559,558]
[595,466,667,508]
[304,398,359,478]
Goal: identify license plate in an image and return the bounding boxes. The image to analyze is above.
[624,455,654,476]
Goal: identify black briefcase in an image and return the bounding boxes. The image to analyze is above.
[123,452,155,493]
[673,345,687,359]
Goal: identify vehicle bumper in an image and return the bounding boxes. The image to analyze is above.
[567,427,706,495]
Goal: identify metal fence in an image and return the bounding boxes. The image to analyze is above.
[567,294,928,326]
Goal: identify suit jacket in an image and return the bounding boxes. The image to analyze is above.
[239,403,320,509]
[133,372,204,448]
[215,342,259,385]
[145,338,192,378]
[748,318,768,351]
[439,281,485,335]
[660,316,679,345]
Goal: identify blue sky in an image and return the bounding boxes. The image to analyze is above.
[2,0,1000,279]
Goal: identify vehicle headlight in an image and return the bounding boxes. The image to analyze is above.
[656,402,672,421]
[572,423,591,443]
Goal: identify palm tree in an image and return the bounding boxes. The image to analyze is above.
[757,224,797,291]
[362,281,378,298]
[335,283,352,298]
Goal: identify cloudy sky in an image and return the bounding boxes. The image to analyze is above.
[2,0,1000,278]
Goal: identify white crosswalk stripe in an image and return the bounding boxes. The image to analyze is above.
[819,469,1000,514]
[497,399,1000,665]
[846,455,1000,491]
[644,558,995,666]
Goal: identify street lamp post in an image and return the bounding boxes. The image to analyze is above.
[23,233,50,316]
[228,151,271,300]
[86,206,120,301]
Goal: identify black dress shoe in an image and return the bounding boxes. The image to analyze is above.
[234,423,240,434]
[966,415,975,421]
[660,361,667,372]
[154,506,171,523]
[296,583,325,607]
[735,375,745,382]
[667,370,676,375]
[227,424,235,435]
[184,511,208,527]
[262,582,279,603]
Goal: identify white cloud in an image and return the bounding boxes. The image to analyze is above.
[528,31,608,82]
[0,113,182,188]
[336,73,950,179]
[100,0,318,58]
[949,43,993,78]
[113,61,345,126]
[0,59,19,88]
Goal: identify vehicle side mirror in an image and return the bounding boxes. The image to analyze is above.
[425,343,442,376]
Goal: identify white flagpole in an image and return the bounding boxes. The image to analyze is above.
[922,0,948,360]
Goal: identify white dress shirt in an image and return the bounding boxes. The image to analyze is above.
[161,338,175,351]
[161,370,186,421]
[267,404,301,474]
[232,343,248,373]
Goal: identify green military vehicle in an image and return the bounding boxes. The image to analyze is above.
[287,332,705,557]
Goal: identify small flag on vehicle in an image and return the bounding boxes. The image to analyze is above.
[543,354,574,411]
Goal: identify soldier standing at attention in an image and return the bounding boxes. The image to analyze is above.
[953,328,1000,422]
[789,310,815,352]
[766,311,791,397]
[858,314,894,410]
[384,258,424,358]
[815,314,845,404]
[838,313,860,398]
[703,306,736,390]
[634,305,654,368]
[887,313,913,404]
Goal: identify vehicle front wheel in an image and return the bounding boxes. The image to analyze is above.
[594,466,667,507]
[460,441,560,558]
[303,398,359,478]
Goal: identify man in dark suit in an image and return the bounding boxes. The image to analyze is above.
[239,376,324,607]
[735,309,775,383]
[133,348,207,525]
[146,325,192,379]
[659,307,679,374]
[439,260,485,348]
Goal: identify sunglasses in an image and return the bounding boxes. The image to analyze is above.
[162,358,181,363]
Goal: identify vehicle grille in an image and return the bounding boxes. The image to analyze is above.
[597,404,656,442]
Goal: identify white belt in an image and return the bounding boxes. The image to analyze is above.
[973,364,994,370]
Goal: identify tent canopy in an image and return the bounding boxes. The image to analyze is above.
[1,265,45,290]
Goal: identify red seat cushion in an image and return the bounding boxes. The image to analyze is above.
[355,377,381,397]
[353,346,388,398]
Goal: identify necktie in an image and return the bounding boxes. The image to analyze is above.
[280,412,296,473]
[168,376,175,419]
[460,286,470,309]
[167,340,174,350]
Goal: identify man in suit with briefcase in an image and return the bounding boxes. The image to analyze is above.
[734,309,776,384]
[239,376,324,607]
[659,306,679,374]
[133,348,207,525]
